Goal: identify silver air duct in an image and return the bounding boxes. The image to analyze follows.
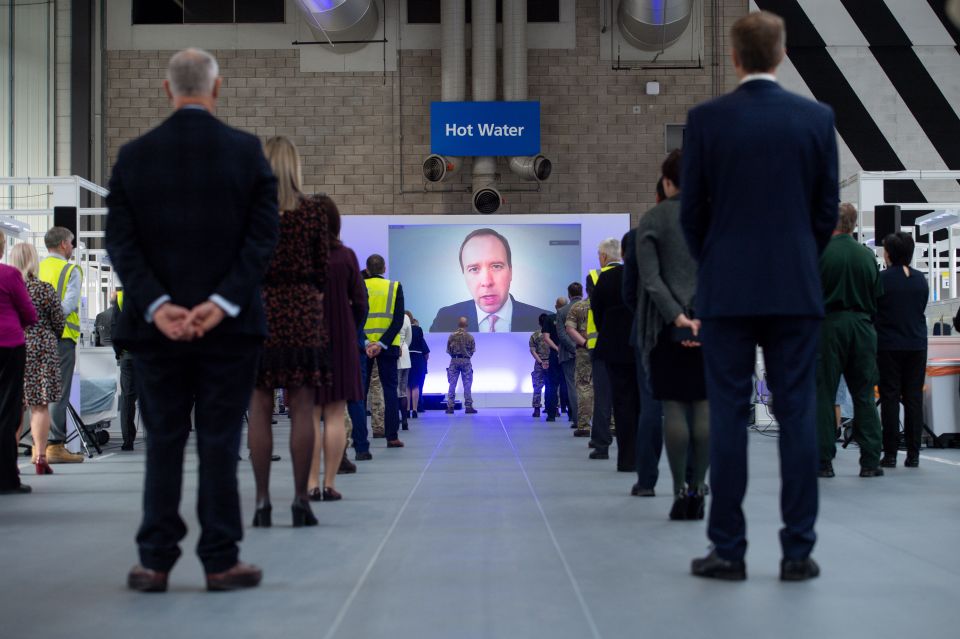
[472,0,501,214]
[618,0,693,51]
[503,0,552,182]
[296,0,379,51]
[423,0,466,183]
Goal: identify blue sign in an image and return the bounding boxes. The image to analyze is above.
[431,101,541,156]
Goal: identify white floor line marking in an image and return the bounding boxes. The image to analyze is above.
[890,450,960,468]
[918,454,960,467]
[323,422,455,639]
[90,453,116,462]
[498,414,604,639]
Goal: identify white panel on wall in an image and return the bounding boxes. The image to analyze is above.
[0,6,11,185]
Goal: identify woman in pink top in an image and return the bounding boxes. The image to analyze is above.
[0,232,38,494]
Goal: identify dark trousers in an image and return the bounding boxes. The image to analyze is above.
[635,351,663,490]
[49,339,75,442]
[544,354,561,418]
[878,349,927,457]
[364,349,400,441]
[815,313,882,469]
[119,353,138,446]
[607,358,639,471]
[133,344,259,573]
[701,317,820,562]
[350,347,369,453]
[561,358,577,422]
[590,351,613,447]
[558,364,570,412]
[0,346,26,490]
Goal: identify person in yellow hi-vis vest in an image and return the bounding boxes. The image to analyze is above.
[37,226,84,464]
[362,254,406,448]
[112,289,139,450]
[584,239,620,450]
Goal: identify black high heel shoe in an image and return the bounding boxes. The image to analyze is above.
[669,494,689,521]
[291,499,318,527]
[686,493,705,520]
[252,503,272,528]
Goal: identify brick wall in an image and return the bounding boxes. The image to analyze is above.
[106,0,748,221]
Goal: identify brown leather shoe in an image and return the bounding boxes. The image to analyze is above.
[205,562,262,592]
[465,407,478,414]
[386,439,405,448]
[127,565,169,592]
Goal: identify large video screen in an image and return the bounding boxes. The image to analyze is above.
[389,224,581,333]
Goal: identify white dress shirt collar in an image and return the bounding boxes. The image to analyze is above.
[739,73,778,85]
[476,296,513,333]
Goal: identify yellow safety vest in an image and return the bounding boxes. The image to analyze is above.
[586,265,616,350]
[364,278,401,347]
[39,256,82,342]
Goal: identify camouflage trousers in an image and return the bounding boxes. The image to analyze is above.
[447,358,474,408]
[344,410,353,448]
[531,363,546,408]
[368,365,385,436]
[575,347,594,431]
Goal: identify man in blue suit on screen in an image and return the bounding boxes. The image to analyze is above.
[680,11,838,583]
[429,228,549,333]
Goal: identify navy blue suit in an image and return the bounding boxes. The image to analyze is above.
[106,108,279,573]
[429,295,548,333]
[681,79,838,562]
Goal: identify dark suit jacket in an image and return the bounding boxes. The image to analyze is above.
[680,79,838,319]
[590,264,634,363]
[106,108,279,350]
[621,227,639,346]
[428,295,547,333]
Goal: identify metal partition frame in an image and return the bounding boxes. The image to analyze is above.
[0,175,112,335]
[840,170,960,303]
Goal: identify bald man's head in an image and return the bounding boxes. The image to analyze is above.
[457,316,468,329]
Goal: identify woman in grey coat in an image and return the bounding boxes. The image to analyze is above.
[635,150,709,521]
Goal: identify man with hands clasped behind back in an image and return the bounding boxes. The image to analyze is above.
[107,48,279,593]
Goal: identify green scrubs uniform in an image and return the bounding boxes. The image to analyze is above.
[816,234,884,469]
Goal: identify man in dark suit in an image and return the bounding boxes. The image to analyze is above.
[680,12,838,582]
[429,228,548,332]
[622,224,664,497]
[589,233,638,472]
[106,49,279,592]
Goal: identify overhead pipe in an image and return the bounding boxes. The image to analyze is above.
[295,0,380,52]
[503,0,552,182]
[423,0,466,183]
[618,0,693,51]
[471,0,501,214]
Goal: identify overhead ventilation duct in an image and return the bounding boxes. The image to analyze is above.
[618,0,693,51]
[503,0,552,182]
[423,0,466,183]
[296,0,379,51]
[471,0,501,214]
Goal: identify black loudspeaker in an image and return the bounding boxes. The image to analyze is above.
[53,206,78,246]
[874,205,901,244]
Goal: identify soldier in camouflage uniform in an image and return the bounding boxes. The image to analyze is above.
[446,317,477,414]
[529,325,551,417]
[368,365,385,437]
[565,298,593,436]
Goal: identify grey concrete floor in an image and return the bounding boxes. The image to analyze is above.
[2,408,959,639]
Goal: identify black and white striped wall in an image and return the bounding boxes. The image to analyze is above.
[751,0,960,212]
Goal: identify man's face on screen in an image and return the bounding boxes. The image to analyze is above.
[461,235,512,314]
